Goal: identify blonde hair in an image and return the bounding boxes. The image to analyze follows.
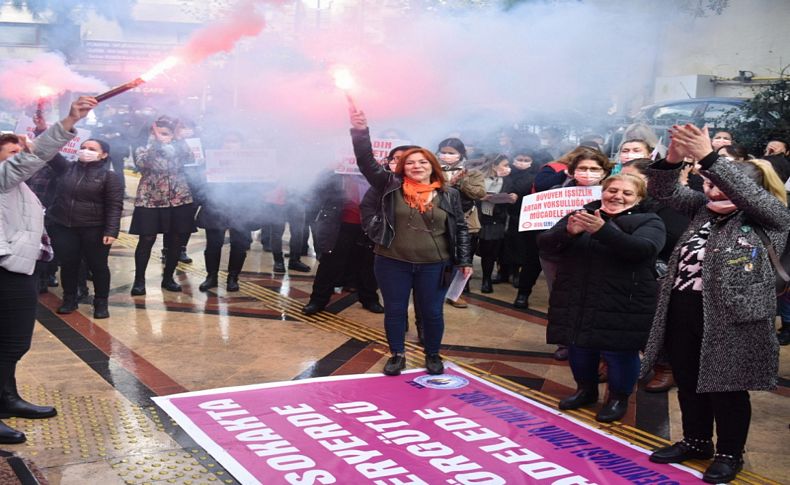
[741,159,788,206]
[602,173,647,199]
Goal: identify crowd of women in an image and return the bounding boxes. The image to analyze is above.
[2,95,789,484]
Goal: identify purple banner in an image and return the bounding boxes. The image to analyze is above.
[153,365,702,484]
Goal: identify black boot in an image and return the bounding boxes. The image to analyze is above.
[703,453,743,484]
[596,392,629,423]
[199,274,218,292]
[93,297,110,319]
[227,248,247,291]
[76,284,90,303]
[201,245,221,292]
[178,246,192,263]
[288,258,311,272]
[0,375,56,419]
[0,420,25,444]
[481,277,493,294]
[161,276,182,292]
[131,276,146,296]
[513,292,529,308]
[558,385,598,410]
[273,253,286,273]
[650,438,714,464]
[57,294,78,314]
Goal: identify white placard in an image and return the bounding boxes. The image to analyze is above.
[14,114,36,140]
[335,138,411,175]
[518,186,602,232]
[204,148,277,183]
[59,128,93,161]
[445,269,472,302]
[184,138,204,164]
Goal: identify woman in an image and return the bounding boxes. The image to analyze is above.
[475,154,518,293]
[436,137,486,307]
[194,133,255,292]
[642,124,790,484]
[351,109,472,376]
[47,139,123,318]
[500,148,542,297]
[537,174,666,423]
[129,116,196,295]
[0,96,95,443]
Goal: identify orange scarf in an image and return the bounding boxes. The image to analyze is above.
[402,177,442,213]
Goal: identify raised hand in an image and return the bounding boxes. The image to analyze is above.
[349,107,367,130]
[62,96,98,132]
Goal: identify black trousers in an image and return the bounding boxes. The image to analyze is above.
[477,238,503,280]
[666,290,751,455]
[517,230,543,296]
[269,203,305,257]
[204,228,252,275]
[309,223,378,307]
[0,268,37,391]
[48,223,111,299]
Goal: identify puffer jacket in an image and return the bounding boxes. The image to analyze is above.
[45,156,124,237]
[0,122,76,275]
[538,200,666,351]
[134,138,194,208]
[352,128,472,267]
[641,153,790,392]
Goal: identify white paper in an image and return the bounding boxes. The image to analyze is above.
[445,269,472,302]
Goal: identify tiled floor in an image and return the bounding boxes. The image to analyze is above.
[2,194,788,484]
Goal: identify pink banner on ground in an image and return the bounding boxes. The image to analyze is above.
[153,365,702,484]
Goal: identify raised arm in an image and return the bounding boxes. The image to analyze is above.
[349,109,390,190]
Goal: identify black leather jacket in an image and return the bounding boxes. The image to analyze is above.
[352,128,472,266]
[45,155,124,237]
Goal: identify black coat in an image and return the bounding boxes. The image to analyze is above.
[502,166,541,264]
[45,156,124,237]
[352,128,472,266]
[537,200,666,351]
[310,173,371,255]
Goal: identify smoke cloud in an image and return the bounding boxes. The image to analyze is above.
[0,52,108,106]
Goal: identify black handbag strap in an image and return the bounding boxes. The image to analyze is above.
[753,226,790,283]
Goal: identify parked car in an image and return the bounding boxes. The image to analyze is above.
[604,97,747,158]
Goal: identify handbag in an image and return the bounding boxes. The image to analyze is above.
[753,226,790,296]
[464,206,481,234]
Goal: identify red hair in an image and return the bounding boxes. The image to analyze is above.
[395,148,446,190]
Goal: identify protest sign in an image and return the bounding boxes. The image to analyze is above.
[154,365,700,484]
[59,128,92,161]
[205,148,277,183]
[184,138,205,165]
[519,186,602,232]
[14,114,36,140]
[335,138,411,175]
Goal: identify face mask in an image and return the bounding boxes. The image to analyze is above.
[77,149,101,162]
[620,152,643,162]
[495,166,511,177]
[574,172,604,186]
[439,153,461,164]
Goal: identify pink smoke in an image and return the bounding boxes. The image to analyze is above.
[176,0,270,64]
[0,52,107,106]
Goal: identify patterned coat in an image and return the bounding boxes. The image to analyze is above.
[641,153,790,392]
[133,138,194,208]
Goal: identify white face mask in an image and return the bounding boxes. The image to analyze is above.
[439,153,461,164]
[76,149,101,162]
[495,166,511,177]
[574,171,604,186]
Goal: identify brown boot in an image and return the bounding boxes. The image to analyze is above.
[645,363,676,393]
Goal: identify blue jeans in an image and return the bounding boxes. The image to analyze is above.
[568,345,640,396]
[374,256,449,355]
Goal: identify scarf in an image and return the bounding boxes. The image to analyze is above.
[402,177,442,213]
[707,199,738,215]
